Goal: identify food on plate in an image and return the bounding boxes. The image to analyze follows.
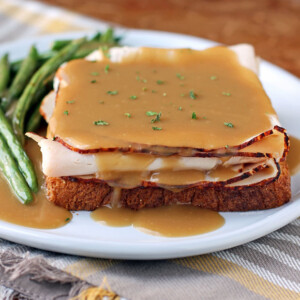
[0,29,118,205]
[28,44,291,211]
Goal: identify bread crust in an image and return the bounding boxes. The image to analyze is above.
[46,162,291,211]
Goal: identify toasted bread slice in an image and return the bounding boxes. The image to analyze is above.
[46,162,290,212]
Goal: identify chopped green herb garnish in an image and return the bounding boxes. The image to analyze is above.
[107,90,118,95]
[65,218,70,222]
[192,112,197,119]
[105,64,110,73]
[151,112,162,123]
[189,90,197,100]
[124,113,132,118]
[142,87,147,91]
[180,93,185,97]
[142,79,147,83]
[152,90,157,93]
[156,80,164,85]
[64,110,69,116]
[224,122,234,128]
[136,75,140,81]
[94,120,109,126]
[130,95,137,100]
[104,52,111,58]
[152,126,162,131]
[163,93,167,97]
[178,106,183,111]
[146,111,159,116]
[203,116,207,120]
[210,75,217,80]
[52,137,56,141]
[91,80,97,84]
[222,92,231,96]
[176,73,185,80]
[180,83,185,87]
[225,145,229,149]
[66,100,75,104]
[91,72,99,76]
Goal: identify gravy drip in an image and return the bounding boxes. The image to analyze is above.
[91,205,225,237]
[287,136,300,175]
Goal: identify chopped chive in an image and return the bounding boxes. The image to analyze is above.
[224,122,234,128]
[152,126,162,131]
[142,87,147,91]
[104,52,111,58]
[146,111,159,116]
[222,92,231,96]
[203,116,207,120]
[156,80,164,85]
[151,112,162,123]
[94,120,109,126]
[176,73,185,80]
[130,95,137,100]
[91,80,97,84]
[163,92,167,97]
[91,72,99,76]
[178,106,183,111]
[136,75,140,81]
[189,90,197,100]
[142,79,147,83]
[151,90,157,93]
[192,112,197,119]
[124,113,131,118]
[107,90,118,95]
[180,93,185,97]
[66,100,75,104]
[210,75,217,80]
[65,218,70,222]
[64,110,69,116]
[52,136,56,141]
[225,145,229,149]
[105,64,110,73]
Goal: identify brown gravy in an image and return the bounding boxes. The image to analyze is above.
[50,47,278,150]
[0,137,72,229]
[287,136,300,175]
[91,206,225,237]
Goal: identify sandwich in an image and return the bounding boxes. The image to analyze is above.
[27,44,291,211]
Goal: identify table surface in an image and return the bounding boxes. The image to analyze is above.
[40,0,300,77]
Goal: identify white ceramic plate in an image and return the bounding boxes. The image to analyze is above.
[0,29,299,260]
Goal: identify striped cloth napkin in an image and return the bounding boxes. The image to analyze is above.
[0,0,299,299]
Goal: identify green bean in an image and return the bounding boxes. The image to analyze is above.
[26,104,42,133]
[0,133,32,204]
[51,31,104,51]
[91,31,102,41]
[0,107,38,192]
[12,37,86,144]
[2,46,39,112]
[11,50,55,75]
[51,39,71,51]
[100,28,115,43]
[0,53,10,94]
[72,41,110,59]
